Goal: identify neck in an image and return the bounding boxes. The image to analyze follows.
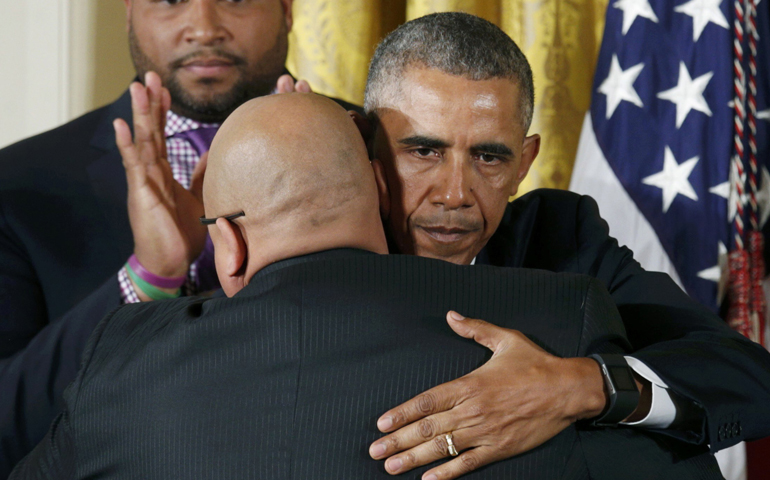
[245,224,388,285]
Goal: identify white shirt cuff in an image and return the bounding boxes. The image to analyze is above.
[621,356,676,428]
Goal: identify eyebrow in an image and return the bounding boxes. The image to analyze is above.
[472,143,514,157]
[398,135,450,149]
[399,136,515,157]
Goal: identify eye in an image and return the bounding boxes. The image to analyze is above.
[477,153,503,165]
[411,148,439,158]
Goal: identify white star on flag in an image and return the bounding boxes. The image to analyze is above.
[697,241,728,305]
[657,62,713,128]
[642,146,700,212]
[597,55,645,119]
[674,0,730,42]
[708,162,746,221]
[758,109,770,120]
[708,181,729,199]
[613,0,659,35]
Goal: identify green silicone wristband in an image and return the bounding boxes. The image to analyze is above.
[126,263,181,300]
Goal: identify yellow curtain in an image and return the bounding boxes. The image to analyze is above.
[287,0,608,193]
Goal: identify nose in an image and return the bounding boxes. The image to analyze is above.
[429,158,476,210]
[183,0,228,46]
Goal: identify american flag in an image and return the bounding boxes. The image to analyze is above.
[570,0,769,477]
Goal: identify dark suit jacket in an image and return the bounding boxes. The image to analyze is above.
[0,89,361,476]
[10,250,722,480]
[477,189,770,451]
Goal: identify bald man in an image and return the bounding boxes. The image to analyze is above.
[202,93,387,294]
[10,94,718,480]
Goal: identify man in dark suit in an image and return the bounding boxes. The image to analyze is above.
[362,13,770,480]
[10,93,723,480]
[0,1,359,474]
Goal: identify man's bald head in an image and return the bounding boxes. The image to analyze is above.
[204,93,387,295]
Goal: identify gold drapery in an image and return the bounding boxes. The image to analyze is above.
[287,0,608,193]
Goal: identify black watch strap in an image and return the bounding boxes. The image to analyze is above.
[589,354,640,427]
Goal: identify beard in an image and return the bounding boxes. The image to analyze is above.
[128,25,288,123]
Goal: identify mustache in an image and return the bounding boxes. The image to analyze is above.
[169,49,247,70]
[413,214,483,232]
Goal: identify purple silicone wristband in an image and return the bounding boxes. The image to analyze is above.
[127,254,186,289]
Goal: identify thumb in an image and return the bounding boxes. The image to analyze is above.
[190,151,208,201]
[446,311,507,352]
[275,74,295,94]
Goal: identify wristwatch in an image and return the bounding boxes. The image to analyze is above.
[588,354,640,427]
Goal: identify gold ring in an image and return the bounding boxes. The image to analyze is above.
[445,432,459,457]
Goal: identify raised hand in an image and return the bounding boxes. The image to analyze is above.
[113,72,208,285]
[369,311,609,480]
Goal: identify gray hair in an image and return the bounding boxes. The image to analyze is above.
[364,12,534,132]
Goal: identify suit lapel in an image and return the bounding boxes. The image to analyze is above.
[478,199,538,268]
[85,90,134,257]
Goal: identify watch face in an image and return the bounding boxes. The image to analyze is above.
[609,366,636,391]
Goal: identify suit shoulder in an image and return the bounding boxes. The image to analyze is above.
[0,101,119,182]
[507,188,584,216]
[84,297,207,369]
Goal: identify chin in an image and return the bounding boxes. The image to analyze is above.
[414,247,471,265]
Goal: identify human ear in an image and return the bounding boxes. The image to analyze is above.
[214,218,248,297]
[281,0,294,31]
[511,133,541,196]
[123,0,132,32]
[371,159,390,220]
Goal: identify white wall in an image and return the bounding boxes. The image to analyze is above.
[0,2,71,148]
[0,0,133,149]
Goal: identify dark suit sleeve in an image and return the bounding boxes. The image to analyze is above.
[6,303,118,480]
[0,200,48,359]
[575,194,770,451]
[7,412,75,480]
[0,275,121,478]
[577,278,630,357]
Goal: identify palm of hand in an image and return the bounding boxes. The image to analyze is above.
[115,72,208,279]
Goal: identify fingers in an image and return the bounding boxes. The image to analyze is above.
[190,151,208,201]
[130,73,167,168]
[275,74,295,93]
[371,407,461,460]
[115,116,141,176]
[275,74,312,93]
[422,446,497,480]
[376,381,469,435]
[379,429,469,476]
[144,72,168,161]
[446,311,508,352]
[295,79,312,93]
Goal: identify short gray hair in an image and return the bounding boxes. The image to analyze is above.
[364,12,534,132]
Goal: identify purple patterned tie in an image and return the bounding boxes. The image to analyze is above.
[173,126,220,293]
[172,126,219,157]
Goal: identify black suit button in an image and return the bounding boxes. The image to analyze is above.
[732,424,740,436]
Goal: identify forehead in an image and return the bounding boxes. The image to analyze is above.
[379,67,524,144]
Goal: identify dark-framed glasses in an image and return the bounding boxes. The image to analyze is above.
[199,211,245,225]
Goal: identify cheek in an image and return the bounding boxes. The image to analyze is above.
[391,164,431,220]
[477,192,510,232]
